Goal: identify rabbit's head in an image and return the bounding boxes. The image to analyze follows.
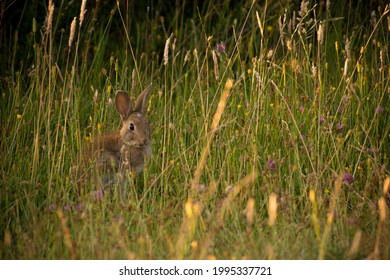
[113,84,153,174]
[116,84,153,151]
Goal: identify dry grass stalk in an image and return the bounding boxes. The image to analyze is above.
[198,172,257,259]
[45,2,54,35]
[57,210,76,259]
[319,176,342,259]
[246,197,255,225]
[309,188,321,242]
[369,196,388,259]
[175,198,202,259]
[164,34,173,66]
[79,0,87,27]
[383,176,390,195]
[347,230,362,258]
[268,193,278,226]
[191,79,233,191]
[378,197,387,222]
[68,17,77,48]
[212,50,219,80]
[217,172,257,226]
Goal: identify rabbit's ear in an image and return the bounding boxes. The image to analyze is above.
[115,91,132,120]
[134,83,153,114]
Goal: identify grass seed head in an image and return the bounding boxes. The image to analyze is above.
[68,17,77,48]
[268,193,278,226]
[80,0,87,27]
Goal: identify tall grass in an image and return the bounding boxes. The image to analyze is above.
[0,0,389,259]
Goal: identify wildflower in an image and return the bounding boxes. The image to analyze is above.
[267,159,276,170]
[94,189,104,200]
[76,203,84,212]
[347,216,358,225]
[49,204,57,212]
[319,117,325,123]
[17,114,22,120]
[299,105,304,112]
[217,41,226,54]
[335,122,344,134]
[342,173,355,185]
[376,105,384,113]
[64,204,71,212]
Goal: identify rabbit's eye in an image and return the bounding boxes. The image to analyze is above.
[129,122,135,131]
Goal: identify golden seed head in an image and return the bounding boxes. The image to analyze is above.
[309,189,316,203]
[45,3,54,35]
[163,34,173,66]
[378,197,387,222]
[384,177,390,195]
[246,197,255,225]
[184,199,193,218]
[68,17,77,48]
[268,193,278,226]
[317,22,324,45]
[80,0,87,27]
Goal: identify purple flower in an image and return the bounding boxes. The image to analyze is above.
[342,173,355,185]
[217,41,226,54]
[376,106,384,113]
[300,134,307,141]
[76,203,84,212]
[49,204,57,212]
[335,122,344,134]
[319,117,325,123]
[94,189,104,201]
[299,105,304,112]
[267,159,276,170]
[347,216,357,225]
[64,204,71,212]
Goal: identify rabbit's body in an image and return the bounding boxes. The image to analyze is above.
[77,84,153,191]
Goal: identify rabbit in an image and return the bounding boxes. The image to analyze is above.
[77,83,153,193]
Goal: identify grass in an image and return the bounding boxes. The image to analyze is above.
[0,0,389,260]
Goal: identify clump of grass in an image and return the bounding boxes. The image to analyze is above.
[0,1,389,260]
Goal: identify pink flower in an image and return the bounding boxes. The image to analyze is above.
[267,159,276,170]
[342,173,355,184]
[335,122,344,134]
[217,41,226,54]
[376,106,384,113]
[49,204,56,212]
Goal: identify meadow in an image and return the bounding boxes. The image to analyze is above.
[0,0,389,259]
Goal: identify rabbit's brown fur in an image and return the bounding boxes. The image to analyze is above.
[77,84,153,191]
